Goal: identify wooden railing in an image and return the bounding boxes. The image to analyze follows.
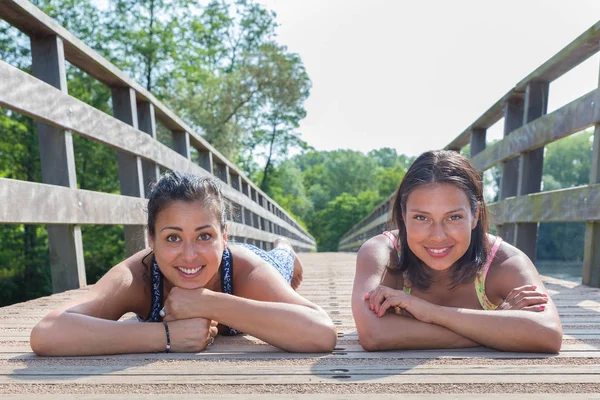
[339,21,600,288]
[0,0,316,293]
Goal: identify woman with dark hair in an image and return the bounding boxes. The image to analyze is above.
[352,150,562,353]
[31,172,336,355]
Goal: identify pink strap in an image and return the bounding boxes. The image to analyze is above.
[382,231,400,251]
[482,236,502,279]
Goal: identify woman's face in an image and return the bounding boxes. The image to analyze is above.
[148,200,226,290]
[403,183,478,272]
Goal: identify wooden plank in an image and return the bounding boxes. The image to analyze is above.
[445,21,600,153]
[470,128,486,156]
[137,101,160,196]
[515,21,600,91]
[112,87,147,256]
[473,89,600,172]
[445,93,512,151]
[514,81,549,262]
[488,184,600,224]
[583,113,600,287]
[3,396,600,400]
[0,371,598,385]
[30,33,86,293]
[0,63,315,248]
[3,363,600,376]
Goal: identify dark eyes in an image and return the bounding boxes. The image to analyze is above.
[199,232,212,241]
[412,214,463,222]
[165,232,212,242]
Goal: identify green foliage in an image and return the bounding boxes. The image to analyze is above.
[537,130,593,262]
[309,191,381,252]
[264,149,410,251]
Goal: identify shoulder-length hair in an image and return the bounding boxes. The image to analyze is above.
[389,150,490,289]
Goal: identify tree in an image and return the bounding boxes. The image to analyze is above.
[536,130,593,261]
[310,191,381,251]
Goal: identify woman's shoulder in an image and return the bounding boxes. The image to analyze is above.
[485,235,540,298]
[359,231,398,254]
[487,235,531,270]
[108,249,153,314]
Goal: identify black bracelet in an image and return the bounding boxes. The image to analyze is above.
[162,321,171,353]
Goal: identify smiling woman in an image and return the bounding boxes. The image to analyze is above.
[30,173,336,356]
[352,150,563,353]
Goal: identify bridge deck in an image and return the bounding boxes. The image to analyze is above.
[0,252,599,398]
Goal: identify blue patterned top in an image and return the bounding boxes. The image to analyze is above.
[138,244,293,337]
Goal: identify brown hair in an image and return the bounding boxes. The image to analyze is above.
[390,150,490,289]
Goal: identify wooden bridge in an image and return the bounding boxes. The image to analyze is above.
[1,252,599,397]
[1,0,600,397]
[339,21,600,289]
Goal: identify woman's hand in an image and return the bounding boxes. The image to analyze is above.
[497,284,549,311]
[162,287,212,321]
[167,318,218,352]
[364,285,437,323]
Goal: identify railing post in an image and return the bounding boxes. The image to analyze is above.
[31,34,86,293]
[137,102,160,196]
[470,128,486,157]
[514,80,549,262]
[111,87,148,256]
[497,97,524,244]
[198,149,213,174]
[173,130,191,159]
[583,67,600,287]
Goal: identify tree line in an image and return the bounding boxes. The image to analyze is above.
[0,0,594,305]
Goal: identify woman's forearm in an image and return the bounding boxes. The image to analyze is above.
[30,311,166,356]
[203,292,336,353]
[431,305,563,353]
[355,310,479,351]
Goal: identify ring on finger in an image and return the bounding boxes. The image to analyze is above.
[207,336,215,348]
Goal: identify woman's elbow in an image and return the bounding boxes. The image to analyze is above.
[30,319,53,356]
[539,324,563,354]
[312,322,337,353]
[357,327,382,352]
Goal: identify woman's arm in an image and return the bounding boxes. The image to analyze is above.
[371,247,562,353]
[30,250,214,356]
[352,235,479,351]
[163,245,336,353]
[428,252,562,353]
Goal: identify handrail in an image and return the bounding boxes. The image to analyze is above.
[338,21,600,288]
[0,0,315,293]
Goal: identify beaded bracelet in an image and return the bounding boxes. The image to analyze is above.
[162,321,171,353]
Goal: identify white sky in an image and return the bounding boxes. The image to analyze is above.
[258,0,600,156]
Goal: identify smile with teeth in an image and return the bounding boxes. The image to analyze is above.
[177,266,203,274]
[427,247,450,254]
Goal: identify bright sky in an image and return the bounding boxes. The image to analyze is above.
[259,0,600,157]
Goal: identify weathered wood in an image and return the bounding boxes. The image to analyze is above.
[583,73,600,287]
[515,21,600,91]
[0,178,146,225]
[137,102,160,197]
[2,396,597,400]
[473,88,600,172]
[0,60,314,247]
[497,98,524,244]
[30,34,86,293]
[488,184,600,224]
[514,80,549,262]
[111,87,148,256]
[445,92,513,151]
[0,60,314,248]
[173,130,190,159]
[197,148,213,174]
[446,21,600,153]
[469,128,486,156]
